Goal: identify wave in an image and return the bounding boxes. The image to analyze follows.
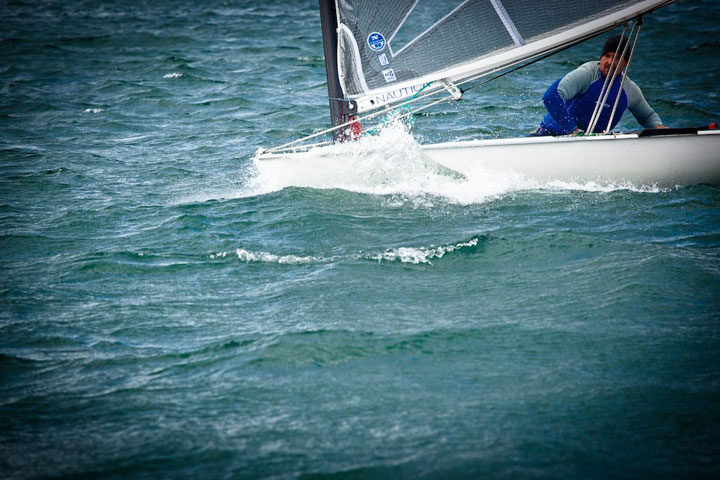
[13,329,490,391]
[34,237,482,279]
[368,237,481,264]
[179,327,511,370]
[129,328,502,374]
[219,249,337,265]
[212,236,484,266]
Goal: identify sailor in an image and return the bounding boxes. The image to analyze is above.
[531,34,666,136]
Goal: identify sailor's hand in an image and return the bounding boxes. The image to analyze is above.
[656,125,668,129]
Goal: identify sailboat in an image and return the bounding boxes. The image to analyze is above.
[257,0,720,187]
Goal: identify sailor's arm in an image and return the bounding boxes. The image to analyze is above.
[542,64,594,134]
[624,79,664,128]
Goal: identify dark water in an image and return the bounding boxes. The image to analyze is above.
[2,0,720,478]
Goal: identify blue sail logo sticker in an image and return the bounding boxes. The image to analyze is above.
[367,32,386,51]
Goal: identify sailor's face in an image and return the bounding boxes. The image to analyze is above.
[600,52,627,77]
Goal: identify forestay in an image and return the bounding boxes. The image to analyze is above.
[336,0,675,113]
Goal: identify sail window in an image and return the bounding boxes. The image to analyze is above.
[387,1,465,57]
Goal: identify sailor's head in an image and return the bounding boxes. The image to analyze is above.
[602,34,632,60]
[600,34,630,76]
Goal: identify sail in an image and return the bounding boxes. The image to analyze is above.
[335,0,675,112]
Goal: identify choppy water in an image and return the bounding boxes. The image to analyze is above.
[2,0,720,478]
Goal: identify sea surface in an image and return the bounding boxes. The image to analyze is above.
[2,0,720,478]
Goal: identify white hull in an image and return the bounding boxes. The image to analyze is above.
[422,130,720,187]
[259,130,720,187]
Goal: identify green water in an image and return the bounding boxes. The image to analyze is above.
[2,0,719,478]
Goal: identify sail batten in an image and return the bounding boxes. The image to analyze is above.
[490,0,525,47]
[334,0,675,113]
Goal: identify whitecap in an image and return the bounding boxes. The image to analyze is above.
[115,134,151,143]
[370,237,479,265]
[235,248,334,265]
[212,237,480,266]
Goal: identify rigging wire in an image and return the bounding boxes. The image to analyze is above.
[586,23,630,133]
[605,20,643,132]
[587,22,634,133]
[586,19,642,134]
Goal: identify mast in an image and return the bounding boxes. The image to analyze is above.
[319,0,346,143]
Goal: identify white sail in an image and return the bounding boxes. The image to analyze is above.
[336,0,676,112]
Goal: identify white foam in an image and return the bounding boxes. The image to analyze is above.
[163,72,183,79]
[210,248,336,264]
[234,248,334,265]
[247,121,541,205]
[84,108,103,113]
[545,179,666,193]
[213,237,479,266]
[115,134,151,143]
[370,237,479,265]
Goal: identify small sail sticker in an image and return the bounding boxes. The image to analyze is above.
[378,53,389,66]
[382,69,396,82]
[367,32,386,51]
